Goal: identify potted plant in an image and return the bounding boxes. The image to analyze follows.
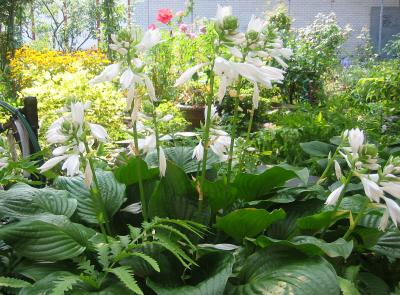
[177,82,207,129]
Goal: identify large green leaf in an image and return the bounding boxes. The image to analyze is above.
[0,214,96,261]
[147,252,234,295]
[114,157,159,185]
[249,235,353,259]
[233,167,296,201]
[147,161,209,223]
[300,141,334,157]
[0,183,77,218]
[372,231,400,260]
[145,147,219,174]
[297,210,350,231]
[202,179,237,212]
[55,170,126,224]
[226,248,340,295]
[216,208,286,242]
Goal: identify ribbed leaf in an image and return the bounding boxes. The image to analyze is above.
[145,147,219,173]
[0,183,77,218]
[300,141,333,157]
[55,169,126,224]
[147,252,234,295]
[372,231,400,260]
[109,266,143,295]
[114,157,159,185]
[216,208,286,242]
[226,248,340,295]
[202,179,238,212]
[0,276,31,288]
[233,167,296,201]
[19,271,75,295]
[249,235,353,259]
[0,215,95,261]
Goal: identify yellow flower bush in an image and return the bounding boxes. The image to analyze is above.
[10,47,109,88]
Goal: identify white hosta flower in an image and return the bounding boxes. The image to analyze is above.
[71,102,85,126]
[139,133,156,154]
[159,147,167,177]
[210,135,231,161]
[39,155,68,173]
[205,104,218,122]
[120,68,134,90]
[174,63,208,87]
[348,128,364,155]
[126,86,135,111]
[89,123,108,142]
[334,160,342,180]
[325,184,345,205]
[379,209,389,231]
[192,141,204,162]
[84,161,93,188]
[89,63,120,85]
[383,197,400,227]
[216,5,232,25]
[143,75,156,101]
[198,243,239,251]
[62,154,80,177]
[229,47,243,59]
[232,63,284,88]
[52,145,69,156]
[360,176,384,202]
[381,182,400,199]
[247,15,265,33]
[136,29,162,53]
[121,202,142,214]
[131,97,141,123]
[252,83,260,109]
[214,57,238,103]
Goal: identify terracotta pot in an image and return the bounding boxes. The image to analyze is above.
[178,104,205,130]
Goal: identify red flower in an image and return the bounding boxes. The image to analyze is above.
[157,8,173,24]
[148,24,157,30]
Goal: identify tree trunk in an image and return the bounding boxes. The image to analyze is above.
[96,0,101,47]
[63,0,68,51]
[127,0,132,27]
[7,0,17,57]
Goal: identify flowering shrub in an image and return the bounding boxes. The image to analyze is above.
[10,47,109,88]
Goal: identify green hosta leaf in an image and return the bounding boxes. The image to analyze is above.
[297,210,350,231]
[0,214,95,261]
[0,183,77,218]
[338,277,361,295]
[19,271,75,295]
[216,208,286,242]
[249,235,353,259]
[300,141,334,157]
[114,157,159,185]
[145,146,219,174]
[108,266,143,295]
[0,276,31,288]
[202,179,237,212]
[147,161,209,222]
[372,231,400,260]
[357,272,390,295]
[147,252,234,295]
[226,248,340,295]
[55,169,126,224]
[233,166,296,201]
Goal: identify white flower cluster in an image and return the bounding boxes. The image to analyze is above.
[39,102,108,185]
[326,128,400,231]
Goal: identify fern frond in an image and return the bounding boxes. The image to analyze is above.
[108,266,143,295]
[0,276,31,288]
[154,224,195,249]
[52,275,81,295]
[158,218,208,237]
[128,225,142,242]
[96,243,110,269]
[131,252,160,272]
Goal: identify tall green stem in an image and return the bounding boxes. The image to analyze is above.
[318,143,343,185]
[83,142,111,237]
[132,121,148,221]
[151,103,160,158]
[199,68,215,205]
[226,78,242,183]
[343,200,369,240]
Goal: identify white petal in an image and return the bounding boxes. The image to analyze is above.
[360,176,384,202]
[334,160,342,180]
[247,15,265,33]
[52,146,69,156]
[198,243,239,251]
[159,147,167,177]
[39,155,68,173]
[381,183,400,199]
[71,102,85,126]
[84,161,93,188]
[136,29,162,52]
[383,197,400,227]
[121,202,142,214]
[89,63,120,85]
[192,141,204,162]
[252,83,260,109]
[348,128,364,155]
[143,75,156,101]
[217,76,228,104]
[160,114,174,122]
[126,86,135,111]
[216,5,232,24]
[379,209,389,231]
[120,68,134,90]
[62,154,80,176]
[174,63,208,87]
[229,47,243,59]
[325,184,345,205]
[90,123,108,142]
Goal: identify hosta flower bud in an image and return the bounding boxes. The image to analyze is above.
[223,16,239,31]
[360,144,378,158]
[246,31,259,41]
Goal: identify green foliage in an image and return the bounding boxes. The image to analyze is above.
[384,33,400,59]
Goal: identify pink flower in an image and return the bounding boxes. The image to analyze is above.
[186,32,196,39]
[200,26,207,34]
[176,10,184,18]
[179,23,189,33]
[148,24,157,30]
[157,8,173,24]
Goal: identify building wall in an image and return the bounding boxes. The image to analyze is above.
[132,0,400,52]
